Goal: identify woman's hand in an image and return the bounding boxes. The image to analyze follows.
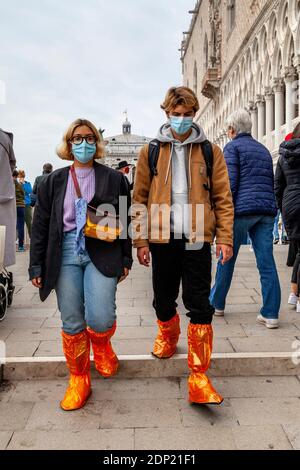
[118,268,130,284]
[32,277,42,288]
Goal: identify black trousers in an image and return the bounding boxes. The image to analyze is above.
[149,235,215,325]
[291,240,300,294]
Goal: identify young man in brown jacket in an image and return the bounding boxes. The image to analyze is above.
[132,87,234,405]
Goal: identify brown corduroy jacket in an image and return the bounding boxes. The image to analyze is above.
[132,142,234,248]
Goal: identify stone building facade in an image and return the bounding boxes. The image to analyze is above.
[103,117,151,169]
[181,0,300,159]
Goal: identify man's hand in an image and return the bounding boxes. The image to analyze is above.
[118,268,130,284]
[216,244,233,265]
[137,246,151,267]
[32,277,42,288]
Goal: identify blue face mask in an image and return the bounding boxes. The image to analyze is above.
[169,116,193,135]
[72,141,96,164]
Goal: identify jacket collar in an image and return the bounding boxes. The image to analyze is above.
[234,133,252,140]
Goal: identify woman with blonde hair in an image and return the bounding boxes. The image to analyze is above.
[29,119,132,411]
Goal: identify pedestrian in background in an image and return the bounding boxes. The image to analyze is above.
[12,170,26,252]
[31,163,53,206]
[116,160,133,190]
[210,109,281,329]
[0,129,16,267]
[18,170,33,238]
[273,210,288,245]
[275,123,300,312]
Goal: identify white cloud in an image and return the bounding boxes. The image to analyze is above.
[0,0,193,181]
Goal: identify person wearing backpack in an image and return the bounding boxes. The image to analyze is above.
[132,87,234,405]
[210,109,281,328]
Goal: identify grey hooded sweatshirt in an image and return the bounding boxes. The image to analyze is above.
[156,123,207,236]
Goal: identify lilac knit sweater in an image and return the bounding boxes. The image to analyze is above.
[63,167,95,233]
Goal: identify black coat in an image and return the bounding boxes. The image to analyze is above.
[29,162,133,301]
[274,138,300,240]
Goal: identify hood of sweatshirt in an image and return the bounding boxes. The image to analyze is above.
[280,138,300,168]
[156,122,207,145]
[156,122,207,185]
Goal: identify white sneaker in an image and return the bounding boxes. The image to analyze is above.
[288,293,299,306]
[297,302,300,314]
[256,315,279,329]
[214,309,225,317]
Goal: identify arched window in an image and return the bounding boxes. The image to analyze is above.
[193,62,198,95]
[227,0,236,35]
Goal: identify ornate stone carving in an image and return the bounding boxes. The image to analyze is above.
[208,0,222,68]
[250,0,263,15]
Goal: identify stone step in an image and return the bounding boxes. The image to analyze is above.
[2,352,300,381]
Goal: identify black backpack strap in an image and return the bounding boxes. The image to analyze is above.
[200,140,214,209]
[148,139,161,179]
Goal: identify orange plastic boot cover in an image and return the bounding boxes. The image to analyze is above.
[61,330,91,411]
[152,313,181,359]
[188,324,223,405]
[87,322,119,378]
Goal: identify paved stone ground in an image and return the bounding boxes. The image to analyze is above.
[1,245,299,358]
[0,375,299,450]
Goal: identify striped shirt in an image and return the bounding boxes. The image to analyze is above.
[63,167,95,233]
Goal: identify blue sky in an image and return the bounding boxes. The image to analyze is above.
[0,0,193,181]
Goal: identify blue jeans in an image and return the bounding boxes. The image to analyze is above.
[16,207,25,248]
[55,231,118,335]
[210,215,281,319]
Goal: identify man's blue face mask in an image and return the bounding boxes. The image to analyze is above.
[169,116,194,135]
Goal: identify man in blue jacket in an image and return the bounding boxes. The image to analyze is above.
[210,109,281,328]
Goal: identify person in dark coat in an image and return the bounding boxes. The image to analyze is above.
[29,119,132,412]
[31,163,53,206]
[116,160,134,190]
[210,109,281,328]
[275,123,300,312]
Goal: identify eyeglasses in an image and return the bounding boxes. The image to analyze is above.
[70,135,97,145]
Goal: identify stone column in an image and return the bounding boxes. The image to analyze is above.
[249,101,258,140]
[264,88,274,150]
[284,66,297,133]
[273,78,285,147]
[256,95,265,143]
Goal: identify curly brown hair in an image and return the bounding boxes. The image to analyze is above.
[161,87,200,114]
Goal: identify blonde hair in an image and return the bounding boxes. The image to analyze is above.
[56,118,105,161]
[18,170,25,178]
[161,86,200,114]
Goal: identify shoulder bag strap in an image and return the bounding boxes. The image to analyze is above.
[70,165,82,199]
